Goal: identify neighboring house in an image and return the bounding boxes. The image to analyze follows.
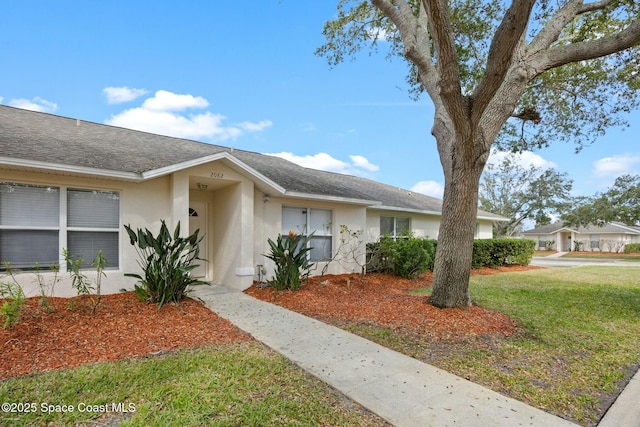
[0,105,507,296]
[523,221,640,252]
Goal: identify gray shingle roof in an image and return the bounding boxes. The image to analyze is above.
[0,105,505,220]
[523,221,640,235]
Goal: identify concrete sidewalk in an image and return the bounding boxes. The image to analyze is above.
[192,285,579,426]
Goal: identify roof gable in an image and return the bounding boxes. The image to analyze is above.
[524,221,640,235]
[0,105,506,220]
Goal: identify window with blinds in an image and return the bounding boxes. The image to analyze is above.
[282,206,332,262]
[0,182,119,270]
[67,189,120,268]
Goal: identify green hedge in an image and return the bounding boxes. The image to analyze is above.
[471,238,535,268]
[367,237,534,279]
[624,243,640,253]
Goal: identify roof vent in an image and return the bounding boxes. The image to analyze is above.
[76,119,80,127]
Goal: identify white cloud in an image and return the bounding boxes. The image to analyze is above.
[103,86,148,104]
[8,97,58,113]
[104,89,271,142]
[593,154,640,177]
[411,180,444,198]
[487,149,556,170]
[267,152,379,177]
[350,155,380,172]
[237,120,273,132]
[141,90,209,112]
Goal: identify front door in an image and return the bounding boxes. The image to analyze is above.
[189,202,207,278]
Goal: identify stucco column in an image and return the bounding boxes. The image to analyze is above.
[235,180,255,288]
[171,172,190,236]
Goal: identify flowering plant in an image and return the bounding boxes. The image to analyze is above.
[264,230,314,290]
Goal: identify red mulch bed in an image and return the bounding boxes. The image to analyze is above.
[0,293,250,380]
[2,266,538,380]
[246,266,540,341]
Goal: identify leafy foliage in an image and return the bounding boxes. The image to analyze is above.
[264,231,314,291]
[471,239,535,269]
[624,243,640,254]
[124,221,207,307]
[0,279,25,329]
[563,174,640,227]
[367,236,436,279]
[479,151,573,237]
[63,248,95,297]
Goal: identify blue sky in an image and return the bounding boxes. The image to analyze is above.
[1,1,638,199]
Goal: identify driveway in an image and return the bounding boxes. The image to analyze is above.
[530,256,640,268]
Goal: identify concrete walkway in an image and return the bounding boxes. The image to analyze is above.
[192,285,580,426]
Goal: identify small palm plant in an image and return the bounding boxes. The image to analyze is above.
[264,230,314,291]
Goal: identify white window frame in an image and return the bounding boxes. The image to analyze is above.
[0,182,120,271]
[380,216,411,240]
[282,206,333,262]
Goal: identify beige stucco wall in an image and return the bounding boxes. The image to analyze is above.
[1,159,258,296]
[1,169,172,297]
[254,192,368,280]
[527,232,637,252]
[3,164,505,298]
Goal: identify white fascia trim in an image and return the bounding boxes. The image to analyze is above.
[142,152,286,195]
[2,153,288,194]
[367,204,510,222]
[0,156,141,181]
[282,191,380,206]
[368,205,442,216]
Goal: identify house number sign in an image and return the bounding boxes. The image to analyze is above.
[210,172,224,179]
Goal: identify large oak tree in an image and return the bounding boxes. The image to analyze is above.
[317,0,640,308]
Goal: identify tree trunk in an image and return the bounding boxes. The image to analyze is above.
[429,116,489,308]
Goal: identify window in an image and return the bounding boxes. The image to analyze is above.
[0,182,119,270]
[282,207,332,262]
[67,189,120,269]
[380,216,410,239]
[590,235,600,250]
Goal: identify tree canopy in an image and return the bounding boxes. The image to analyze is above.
[318,0,640,153]
[479,152,573,237]
[563,174,640,227]
[318,0,640,308]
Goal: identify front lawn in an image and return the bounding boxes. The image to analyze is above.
[250,266,640,426]
[0,343,388,426]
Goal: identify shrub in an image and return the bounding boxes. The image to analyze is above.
[124,221,207,307]
[264,231,314,291]
[0,280,25,329]
[472,238,535,268]
[63,248,108,313]
[624,243,640,253]
[366,236,436,279]
[391,237,435,279]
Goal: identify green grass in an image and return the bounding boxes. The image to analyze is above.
[404,266,640,425]
[0,343,384,427]
[561,252,640,261]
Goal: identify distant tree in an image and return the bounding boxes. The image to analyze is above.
[563,174,640,227]
[479,153,572,237]
[318,0,640,308]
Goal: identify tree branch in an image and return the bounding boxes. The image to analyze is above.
[538,20,640,71]
[371,1,439,97]
[472,0,535,122]
[419,0,467,133]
